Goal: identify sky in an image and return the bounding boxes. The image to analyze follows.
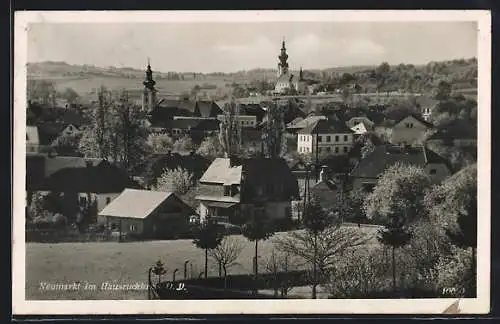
[27,22,478,73]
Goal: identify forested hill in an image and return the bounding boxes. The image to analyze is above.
[27,57,477,89]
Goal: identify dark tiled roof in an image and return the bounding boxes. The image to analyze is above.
[240,157,300,202]
[26,154,103,190]
[426,119,477,141]
[39,160,143,193]
[196,101,223,118]
[349,145,445,178]
[239,104,266,122]
[298,119,354,135]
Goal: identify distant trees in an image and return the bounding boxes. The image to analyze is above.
[433,80,452,101]
[27,79,56,105]
[60,87,79,104]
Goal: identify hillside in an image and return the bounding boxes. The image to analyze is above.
[27,58,477,103]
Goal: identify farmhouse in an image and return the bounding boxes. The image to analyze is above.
[98,189,197,239]
[349,145,451,192]
[390,114,434,147]
[195,157,299,225]
[37,158,143,212]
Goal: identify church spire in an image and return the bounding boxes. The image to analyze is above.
[277,37,289,77]
[142,58,157,112]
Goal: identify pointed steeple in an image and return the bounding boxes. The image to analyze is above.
[277,37,289,76]
[142,58,157,113]
[143,58,155,89]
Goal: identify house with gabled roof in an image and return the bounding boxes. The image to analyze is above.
[390,114,434,147]
[195,157,299,225]
[98,189,197,240]
[33,158,143,215]
[349,145,451,192]
[297,118,355,156]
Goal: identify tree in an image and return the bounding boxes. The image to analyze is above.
[425,164,477,295]
[27,79,56,105]
[60,87,79,104]
[51,132,82,156]
[363,163,432,292]
[196,135,225,160]
[360,138,376,159]
[219,100,241,158]
[113,90,151,170]
[154,167,194,195]
[193,220,224,279]
[274,223,371,296]
[301,197,336,298]
[148,134,174,154]
[208,235,244,287]
[241,211,275,281]
[262,102,285,158]
[342,188,366,227]
[152,260,167,285]
[434,80,452,101]
[173,135,197,153]
[260,249,295,297]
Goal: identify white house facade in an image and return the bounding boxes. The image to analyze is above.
[297,119,355,156]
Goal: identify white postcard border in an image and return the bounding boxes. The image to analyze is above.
[12,10,491,315]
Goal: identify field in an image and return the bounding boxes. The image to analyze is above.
[26,227,379,300]
[29,74,234,102]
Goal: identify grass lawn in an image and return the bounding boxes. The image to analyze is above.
[26,227,379,300]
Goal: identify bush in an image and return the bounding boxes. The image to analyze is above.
[435,246,476,297]
[323,247,391,298]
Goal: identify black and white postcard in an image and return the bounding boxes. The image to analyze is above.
[12,10,491,315]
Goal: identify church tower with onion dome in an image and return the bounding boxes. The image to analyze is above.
[141,58,157,113]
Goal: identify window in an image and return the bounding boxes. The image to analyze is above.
[318,136,322,142]
[429,169,437,175]
[327,147,331,152]
[334,147,339,153]
[318,147,322,153]
[335,135,339,142]
[130,224,137,232]
[106,197,111,205]
[344,135,348,141]
[343,146,348,153]
[223,185,230,196]
[326,135,331,142]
